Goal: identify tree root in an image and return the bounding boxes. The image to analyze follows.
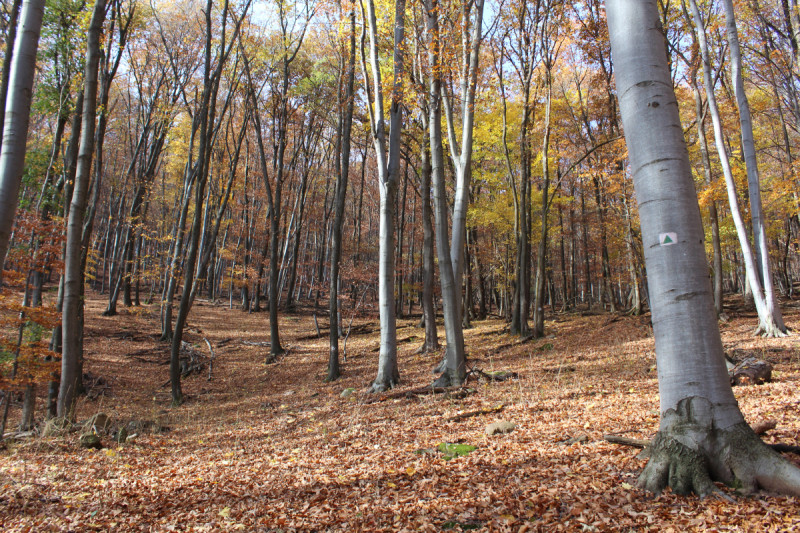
[362,385,474,404]
[368,376,399,394]
[637,397,800,497]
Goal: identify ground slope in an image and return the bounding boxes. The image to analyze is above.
[1,293,799,531]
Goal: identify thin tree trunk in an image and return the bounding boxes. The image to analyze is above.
[59,0,105,419]
[328,8,356,382]
[688,0,786,337]
[720,0,786,331]
[363,0,404,392]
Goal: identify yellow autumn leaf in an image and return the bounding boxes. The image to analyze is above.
[387,482,396,488]
[621,482,633,490]
[219,507,231,518]
[406,467,416,476]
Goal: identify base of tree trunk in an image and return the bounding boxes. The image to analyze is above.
[265,349,285,365]
[325,364,341,382]
[432,369,466,388]
[369,372,399,393]
[754,320,788,338]
[638,396,800,497]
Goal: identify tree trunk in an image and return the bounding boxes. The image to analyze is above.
[59,0,105,419]
[532,61,554,338]
[608,0,800,496]
[720,0,786,332]
[0,0,45,284]
[425,0,465,386]
[328,8,356,382]
[419,136,439,352]
[364,0,404,392]
[687,0,786,337]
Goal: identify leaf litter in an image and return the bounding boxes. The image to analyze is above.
[1,294,799,531]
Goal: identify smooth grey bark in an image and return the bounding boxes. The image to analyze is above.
[0,0,22,152]
[425,0,464,386]
[363,0,404,392]
[58,0,105,419]
[673,4,724,315]
[441,0,485,316]
[427,0,484,386]
[687,0,786,337]
[328,8,356,383]
[608,0,800,496]
[0,0,45,285]
[719,0,786,332]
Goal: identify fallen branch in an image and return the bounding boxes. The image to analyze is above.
[603,434,649,448]
[603,431,799,456]
[541,365,576,374]
[445,404,504,422]
[770,443,800,455]
[472,369,519,382]
[204,338,215,381]
[363,386,476,404]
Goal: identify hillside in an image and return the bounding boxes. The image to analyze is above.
[2,293,799,531]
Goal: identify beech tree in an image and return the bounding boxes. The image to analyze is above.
[363,0,405,392]
[719,0,786,335]
[686,0,787,337]
[0,0,45,285]
[608,0,800,496]
[327,4,356,382]
[58,0,105,418]
[427,0,485,387]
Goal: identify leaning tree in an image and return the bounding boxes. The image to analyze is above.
[0,0,45,284]
[607,0,800,496]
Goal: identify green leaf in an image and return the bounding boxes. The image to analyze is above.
[437,442,476,460]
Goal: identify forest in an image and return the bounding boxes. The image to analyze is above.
[1,0,800,529]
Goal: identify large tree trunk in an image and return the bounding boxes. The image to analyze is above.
[364,0,404,392]
[608,0,800,496]
[59,0,105,419]
[425,0,465,386]
[0,0,45,284]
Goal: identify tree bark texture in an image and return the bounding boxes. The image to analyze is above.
[608,0,800,496]
[0,0,45,284]
[59,0,105,418]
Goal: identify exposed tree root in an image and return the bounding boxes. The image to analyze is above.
[368,374,399,394]
[638,397,800,497]
[754,320,788,338]
[363,385,474,404]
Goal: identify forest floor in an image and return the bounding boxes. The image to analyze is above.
[1,292,800,531]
